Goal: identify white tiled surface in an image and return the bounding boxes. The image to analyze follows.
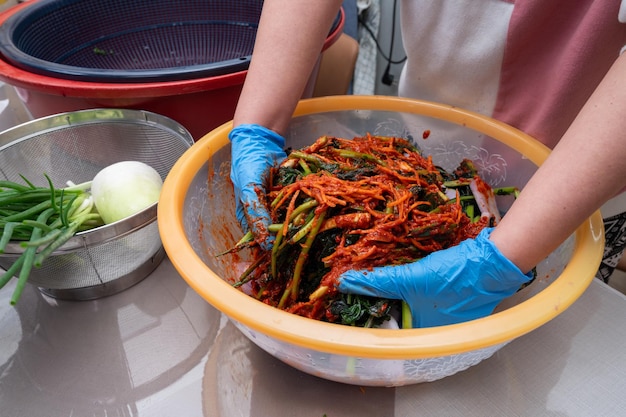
[3,257,626,417]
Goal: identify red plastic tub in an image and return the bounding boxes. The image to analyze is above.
[0,2,344,140]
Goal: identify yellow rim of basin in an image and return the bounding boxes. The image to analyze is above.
[158,95,604,359]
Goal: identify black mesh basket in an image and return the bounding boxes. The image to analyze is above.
[0,0,265,82]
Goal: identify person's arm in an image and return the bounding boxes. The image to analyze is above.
[229,1,343,246]
[491,52,626,273]
[233,0,344,134]
[338,51,626,328]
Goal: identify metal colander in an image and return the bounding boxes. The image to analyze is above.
[0,108,193,300]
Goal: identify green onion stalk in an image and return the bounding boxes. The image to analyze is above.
[0,176,103,304]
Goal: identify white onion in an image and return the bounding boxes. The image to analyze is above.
[90,161,163,224]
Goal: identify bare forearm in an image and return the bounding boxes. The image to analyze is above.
[491,53,626,273]
[233,0,343,134]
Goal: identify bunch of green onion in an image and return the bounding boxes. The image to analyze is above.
[0,176,103,304]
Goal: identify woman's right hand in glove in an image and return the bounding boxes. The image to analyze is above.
[229,124,287,249]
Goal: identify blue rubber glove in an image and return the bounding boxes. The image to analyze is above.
[337,228,533,328]
[229,124,287,249]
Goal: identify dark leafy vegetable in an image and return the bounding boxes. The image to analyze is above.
[329,293,393,328]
